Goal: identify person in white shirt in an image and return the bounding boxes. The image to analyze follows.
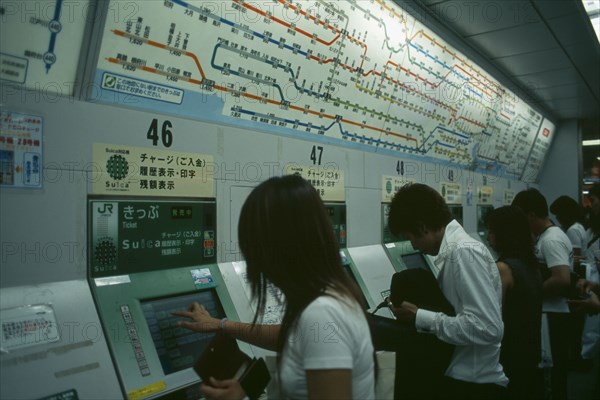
[550,195,592,371]
[585,183,600,271]
[387,183,507,400]
[174,175,375,400]
[550,195,587,265]
[513,188,573,400]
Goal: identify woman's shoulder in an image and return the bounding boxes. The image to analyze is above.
[302,293,362,319]
[499,257,542,285]
[296,294,369,343]
[310,292,359,308]
[500,257,537,270]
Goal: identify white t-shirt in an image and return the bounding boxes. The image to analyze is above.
[566,222,587,250]
[535,226,574,313]
[279,294,375,400]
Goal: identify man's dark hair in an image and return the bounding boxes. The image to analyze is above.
[388,183,451,236]
[549,196,584,229]
[512,188,548,218]
[587,183,600,234]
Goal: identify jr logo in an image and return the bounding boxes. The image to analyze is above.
[97,204,114,215]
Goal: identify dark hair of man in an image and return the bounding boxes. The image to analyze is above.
[388,183,452,236]
[586,183,600,238]
[485,206,537,267]
[238,175,366,352]
[511,188,548,218]
[549,196,584,230]
[589,183,600,201]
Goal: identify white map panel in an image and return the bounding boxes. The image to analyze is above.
[93,0,553,181]
[522,118,555,183]
[0,0,91,95]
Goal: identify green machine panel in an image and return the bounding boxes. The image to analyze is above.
[383,240,434,274]
[89,199,216,278]
[88,198,247,400]
[381,204,437,275]
[324,203,347,248]
[381,203,404,244]
[325,203,374,308]
[449,205,464,226]
[340,249,374,309]
[477,205,495,245]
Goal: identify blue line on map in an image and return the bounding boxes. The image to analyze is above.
[45,0,63,73]
[466,86,483,99]
[408,42,470,82]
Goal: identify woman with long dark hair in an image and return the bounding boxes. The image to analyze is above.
[175,175,375,400]
[486,206,543,400]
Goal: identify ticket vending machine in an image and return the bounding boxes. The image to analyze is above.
[0,281,123,400]
[380,204,438,276]
[324,203,375,309]
[346,252,396,317]
[476,205,495,246]
[448,205,464,227]
[88,198,249,400]
[217,260,283,398]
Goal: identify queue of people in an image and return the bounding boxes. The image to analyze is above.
[172,176,599,400]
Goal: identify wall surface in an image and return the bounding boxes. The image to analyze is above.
[0,93,531,288]
[538,119,581,205]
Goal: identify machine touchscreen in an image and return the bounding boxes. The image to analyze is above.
[141,289,226,375]
[401,253,429,271]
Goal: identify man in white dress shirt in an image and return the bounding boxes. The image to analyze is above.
[388,183,507,400]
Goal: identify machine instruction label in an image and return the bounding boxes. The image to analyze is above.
[0,304,59,351]
[285,163,344,201]
[440,181,461,205]
[92,143,214,197]
[477,186,493,205]
[381,175,414,203]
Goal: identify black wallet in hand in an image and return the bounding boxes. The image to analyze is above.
[194,333,270,400]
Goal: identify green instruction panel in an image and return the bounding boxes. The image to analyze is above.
[477,205,494,237]
[381,204,405,244]
[89,199,216,278]
[325,203,347,248]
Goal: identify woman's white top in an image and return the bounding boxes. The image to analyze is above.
[279,294,374,400]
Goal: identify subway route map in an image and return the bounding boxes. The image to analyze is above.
[93,0,554,181]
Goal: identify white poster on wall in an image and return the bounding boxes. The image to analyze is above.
[0,111,43,188]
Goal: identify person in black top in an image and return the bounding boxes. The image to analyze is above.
[486,206,544,399]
